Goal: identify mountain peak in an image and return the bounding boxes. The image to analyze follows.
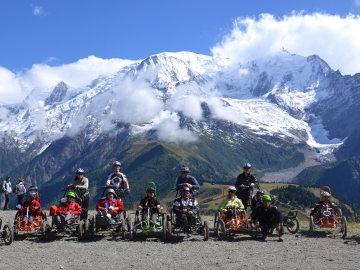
[44,81,68,106]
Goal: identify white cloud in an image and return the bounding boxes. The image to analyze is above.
[32,5,43,16]
[0,56,135,105]
[0,67,24,104]
[154,118,198,143]
[211,13,360,75]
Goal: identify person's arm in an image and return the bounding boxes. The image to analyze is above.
[72,204,82,215]
[235,175,242,189]
[237,198,245,211]
[251,175,259,186]
[189,176,200,190]
[116,200,124,212]
[34,201,42,216]
[175,177,183,189]
[96,200,104,211]
[193,199,200,213]
[56,205,66,215]
[173,199,182,214]
[218,198,228,213]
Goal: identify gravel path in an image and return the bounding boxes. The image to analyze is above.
[1,210,360,270]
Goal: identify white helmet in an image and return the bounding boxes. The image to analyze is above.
[227,186,236,192]
[322,191,330,197]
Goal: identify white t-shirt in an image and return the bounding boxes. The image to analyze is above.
[106,172,128,189]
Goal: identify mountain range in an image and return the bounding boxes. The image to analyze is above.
[1,49,359,207]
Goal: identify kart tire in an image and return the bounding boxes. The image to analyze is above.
[167,220,172,241]
[203,221,209,241]
[121,219,126,240]
[217,219,226,240]
[42,221,51,241]
[342,216,347,238]
[2,223,14,245]
[287,217,300,234]
[127,218,133,240]
[84,219,90,239]
[309,216,314,236]
[78,220,84,240]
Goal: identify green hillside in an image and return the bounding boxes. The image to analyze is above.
[294,156,360,206]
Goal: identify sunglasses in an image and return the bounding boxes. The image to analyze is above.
[244,167,251,169]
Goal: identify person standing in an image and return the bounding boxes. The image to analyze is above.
[2,176,12,210]
[235,163,258,210]
[16,178,27,205]
[176,166,200,191]
[67,168,90,218]
[106,161,130,196]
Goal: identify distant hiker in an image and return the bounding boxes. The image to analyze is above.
[67,168,90,217]
[310,191,338,217]
[176,166,200,192]
[235,163,258,210]
[15,178,27,205]
[251,194,284,242]
[105,161,130,196]
[2,176,12,210]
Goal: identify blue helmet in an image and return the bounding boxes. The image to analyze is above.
[243,163,252,168]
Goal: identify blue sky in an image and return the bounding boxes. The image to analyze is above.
[1,0,359,70]
[1,0,360,104]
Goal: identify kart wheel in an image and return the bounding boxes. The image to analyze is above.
[84,219,90,239]
[338,208,343,218]
[78,220,85,240]
[162,218,167,240]
[127,218,133,240]
[121,219,126,240]
[132,221,137,239]
[309,216,314,236]
[90,215,95,234]
[167,220,172,241]
[214,212,219,236]
[42,221,51,241]
[217,219,226,240]
[341,216,347,238]
[203,221,209,241]
[287,217,300,234]
[2,224,14,245]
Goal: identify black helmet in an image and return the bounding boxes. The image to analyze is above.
[113,161,121,166]
[147,187,155,193]
[180,166,190,173]
[182,187,191,192]
[76,168,84,174]
[26,191,37,200]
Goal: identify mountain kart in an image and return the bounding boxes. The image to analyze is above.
[0,217,13,245]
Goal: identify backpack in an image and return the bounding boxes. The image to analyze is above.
[13,185,19,194]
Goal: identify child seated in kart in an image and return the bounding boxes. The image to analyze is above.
[310,191,338,217]
[54,191,82,224]
[16,191,42,225]
[137,187,161,223]
[173,187,200,228]
[251,190,264,210]
[218,186,244,221]
[96,189,124,222]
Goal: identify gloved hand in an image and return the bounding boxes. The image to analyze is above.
[125,189,130,194]
[240,184,245,188]
[250,183,255,187]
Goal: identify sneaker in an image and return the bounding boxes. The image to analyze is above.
[278,236,284,242]
[260,237,267,242]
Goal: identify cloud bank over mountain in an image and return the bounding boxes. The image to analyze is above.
[211,13,360,75]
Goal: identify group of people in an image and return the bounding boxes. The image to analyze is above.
[1,176,27,210]
[3,160,338,241]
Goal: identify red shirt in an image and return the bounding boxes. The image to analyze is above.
[19,200,42,216]
[96,199,124,215]
[57,201,82,215]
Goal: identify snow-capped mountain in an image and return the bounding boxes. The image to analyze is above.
[1,50,359,179]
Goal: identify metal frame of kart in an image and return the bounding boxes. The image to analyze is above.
[309,186,347,238]
[132,181,169,240]
[13,209,48,240]
[45,190,91,241]
[91,187,132,240]
[213,186,252,240]
[167,188,209,241]
[0,217,13,245]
